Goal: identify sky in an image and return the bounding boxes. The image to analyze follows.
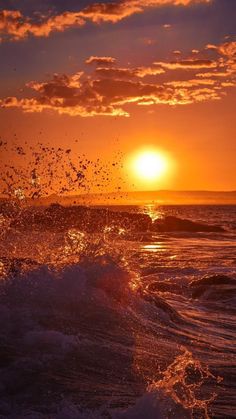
[0,0,236,194]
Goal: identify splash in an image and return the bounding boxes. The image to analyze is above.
[0,139,125,201]
[148,348,222,419]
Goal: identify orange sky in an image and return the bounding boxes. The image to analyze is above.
[0,0,236,195]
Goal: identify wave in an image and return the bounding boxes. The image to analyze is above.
[0,257,217,418]
[0,203,225,234]
[0,203,234,418]
[190,274,236,307]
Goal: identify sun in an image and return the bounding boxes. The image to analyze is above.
[126,147,176,190]
[133,150,168,181]
[131,149,169,182]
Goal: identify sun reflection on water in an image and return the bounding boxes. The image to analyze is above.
[143,244,163,252]
[142,204,163,221]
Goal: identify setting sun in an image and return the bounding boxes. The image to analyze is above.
[127,148,174,189]
[132,150,168,181]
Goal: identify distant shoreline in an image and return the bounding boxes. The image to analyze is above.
[1,190,236,206]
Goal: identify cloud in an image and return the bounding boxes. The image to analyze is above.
[196,71,232,78]
[0,0,211,41]
[203,40,236,77]
[85,56,117,65]
[166,78,217,87]
[160,40,236,89]
[218,41,236,57]
[155,59,218,70]
[1,48,235,118]
[206,41,236,57]
[0,96,128,117]
[83,0,212,18]
[27,72,84,94]
[0,78,225,116]
[221,81,235,87]
[94,66,165,79]
[0,9,85,40]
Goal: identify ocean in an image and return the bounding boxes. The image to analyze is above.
[0,204,235,418]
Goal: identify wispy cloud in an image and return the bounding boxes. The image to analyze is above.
[155,59,218,70]
[0,0,211,41]
[85,56,117,65]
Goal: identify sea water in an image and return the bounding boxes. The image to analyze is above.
[0,204,235,418]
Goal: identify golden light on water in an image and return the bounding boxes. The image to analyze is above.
[143,244,163,252]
